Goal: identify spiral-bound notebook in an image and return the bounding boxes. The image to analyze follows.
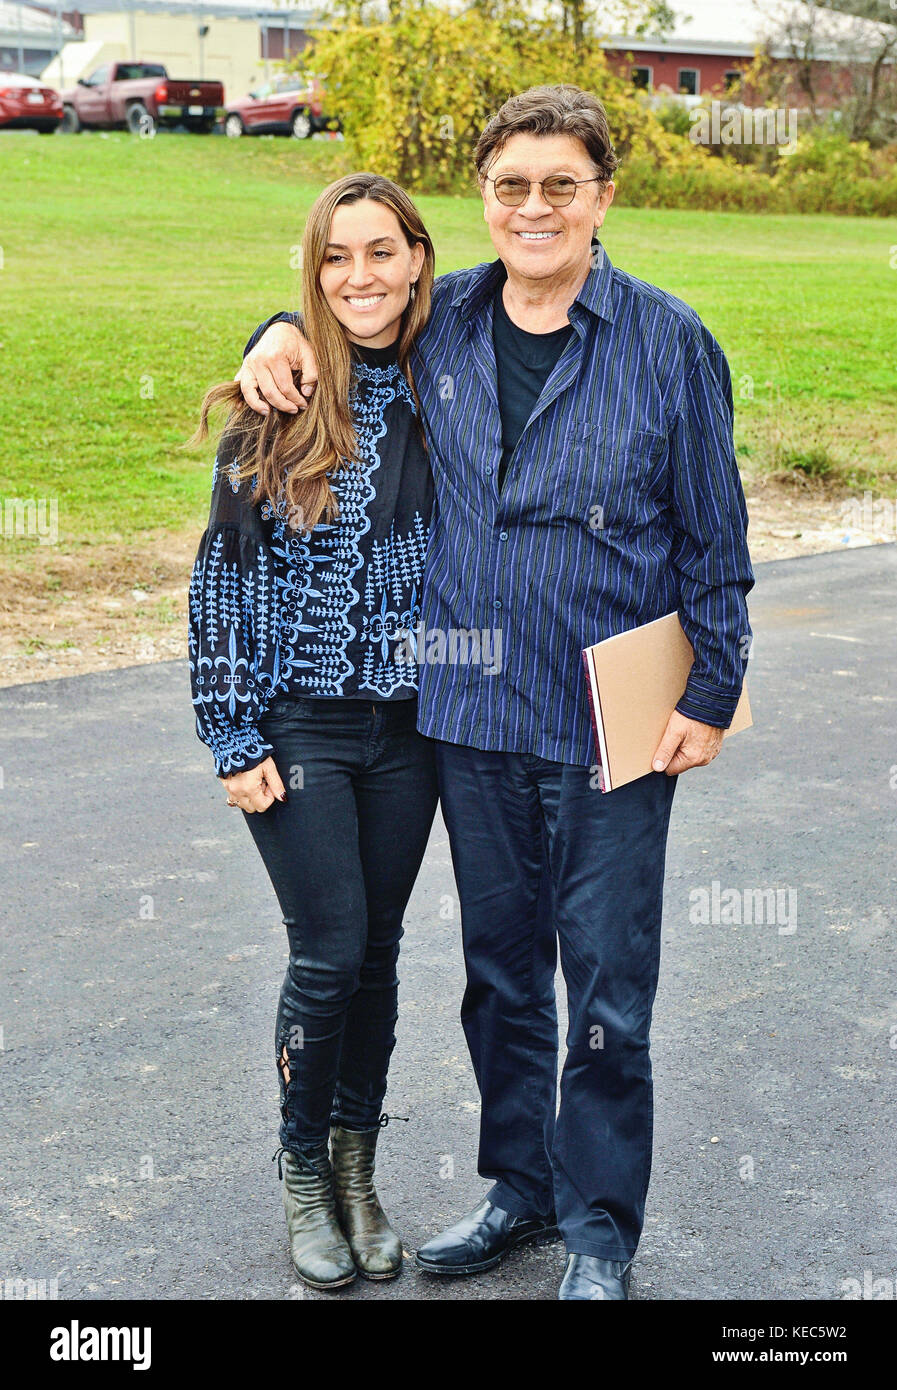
[582,612,752,792]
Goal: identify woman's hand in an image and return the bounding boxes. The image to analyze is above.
[222,756,287,813]
[236,322,319,416]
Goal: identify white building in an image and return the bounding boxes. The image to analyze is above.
[0,2,77,76]
[40,2,315,102]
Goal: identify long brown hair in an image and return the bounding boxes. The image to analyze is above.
[192,173,435,532]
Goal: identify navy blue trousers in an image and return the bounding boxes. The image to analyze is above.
[434,741,678,1261]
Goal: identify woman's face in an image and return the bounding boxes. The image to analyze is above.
[319,199,425,349]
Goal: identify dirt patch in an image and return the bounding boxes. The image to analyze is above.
[742,471,896,557]
[0,529,200,689]
[0,474,893,689]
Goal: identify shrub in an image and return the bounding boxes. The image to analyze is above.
[296,5,897,214]
[298,5,673,193]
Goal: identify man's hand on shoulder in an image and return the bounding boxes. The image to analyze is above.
[236,321,319,415]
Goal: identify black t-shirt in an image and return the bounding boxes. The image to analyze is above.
[492,281,574,490]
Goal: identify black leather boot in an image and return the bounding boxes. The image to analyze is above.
[415,1196,558,1274]
[276,1144,356,1290]
[558,1252,632,1300]
[330,1125,403,1280]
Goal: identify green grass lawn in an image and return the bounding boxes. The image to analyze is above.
[2,130,895,548]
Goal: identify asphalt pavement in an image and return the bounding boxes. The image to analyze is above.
[1,544,894,1301]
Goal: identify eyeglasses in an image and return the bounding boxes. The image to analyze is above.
[484,174,603,207]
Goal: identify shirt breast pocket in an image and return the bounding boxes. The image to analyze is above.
[571,425,669,535]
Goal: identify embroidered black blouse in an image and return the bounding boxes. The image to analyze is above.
[187,341,433,777]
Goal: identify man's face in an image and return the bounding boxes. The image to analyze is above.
[480,132,615,286]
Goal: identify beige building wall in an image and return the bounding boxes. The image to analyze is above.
[42,12,274,101]
[41,38,125,89]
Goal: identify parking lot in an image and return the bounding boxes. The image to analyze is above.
[1,544,894,1300]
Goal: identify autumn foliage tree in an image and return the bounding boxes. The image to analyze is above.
[294,1,673,192]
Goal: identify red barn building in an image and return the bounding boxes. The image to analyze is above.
[600,0,892,105]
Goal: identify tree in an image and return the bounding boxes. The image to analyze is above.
[827,1,897,141]
[299,1,675,191]
[762,0,897,143]
[545,1,679,52]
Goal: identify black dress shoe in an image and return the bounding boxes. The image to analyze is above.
[558,1252,632,1300]
[415,1197,557,1274]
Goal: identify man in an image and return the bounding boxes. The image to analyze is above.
[236,84,754,1299]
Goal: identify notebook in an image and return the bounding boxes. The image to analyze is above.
[582,612,752,792]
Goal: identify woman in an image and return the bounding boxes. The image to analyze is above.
[188,173,439,1290]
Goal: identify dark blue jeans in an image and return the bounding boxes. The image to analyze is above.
[245,695,438,1150]
[434,741,678,1261]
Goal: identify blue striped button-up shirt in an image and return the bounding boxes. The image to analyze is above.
[247,240,754,768]
[408,241,755,766]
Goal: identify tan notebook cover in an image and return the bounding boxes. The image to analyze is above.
[582,612,752,792]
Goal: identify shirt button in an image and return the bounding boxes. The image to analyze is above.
[485,467,493,476]
[493,599,502,611]
[499,531,508,542]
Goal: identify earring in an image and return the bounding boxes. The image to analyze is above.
[409,281,417,303]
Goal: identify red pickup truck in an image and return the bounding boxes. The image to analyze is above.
[60,61,224,135]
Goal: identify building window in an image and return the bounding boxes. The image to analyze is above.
[631,66,652,90]
[678,68,699,96]
[724,69,743,91]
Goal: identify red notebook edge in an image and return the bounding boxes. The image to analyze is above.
[581,646,610,793]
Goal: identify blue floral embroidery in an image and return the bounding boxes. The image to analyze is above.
[357,514,427,694]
